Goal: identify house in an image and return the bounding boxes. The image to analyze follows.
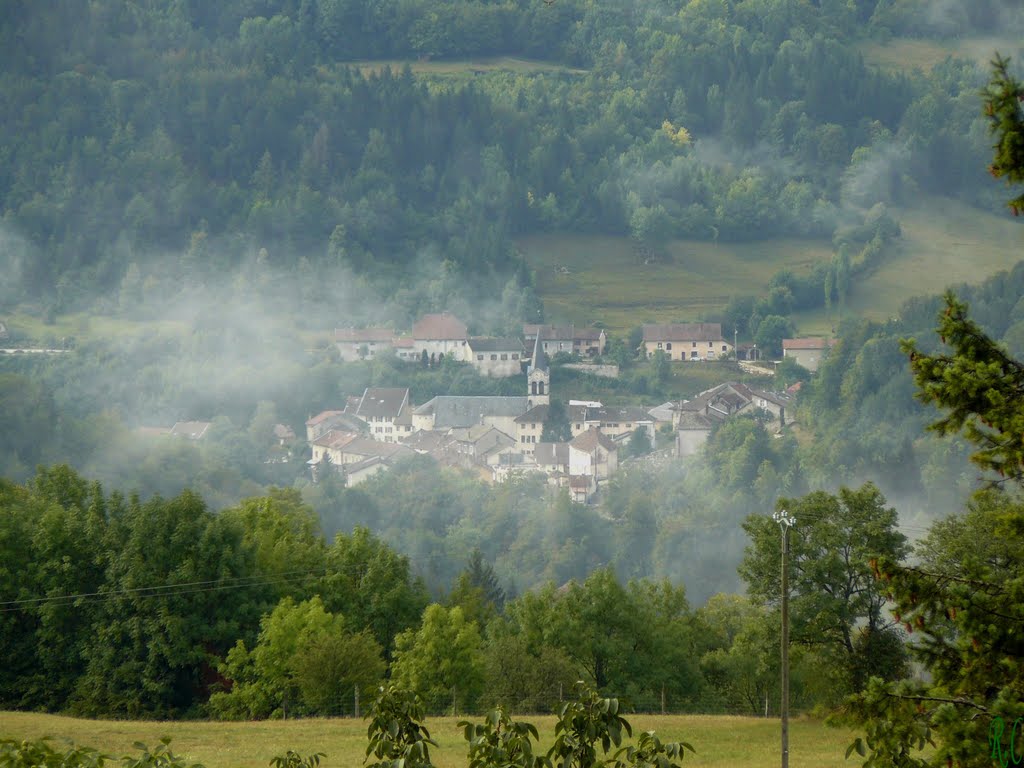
[412,312,469,364]
[344,456,390,487]
[571,405,655,445]
[392,335,417,362]
[273,424,296,445]
[334,327,395,361]
[535,441,570,476]
[672,382,792,432]
[514,401,589,456]
[310,429,361,465]
[782,338,835,372]
[169,421,211,440]
[467,337,524,377]
[569,474,596,504]
[306,409,366,442]
[309,435,415,485]
[675,411,716,457]
[523,324,607,357]
[747,386,792,426]
[448,424,517,465]
[569,427,618,481]
[412,395,529,437]
[672,382,756,427]
[354,387,412,443]
[642,323,732,361]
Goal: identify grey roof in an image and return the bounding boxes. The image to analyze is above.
[413,396,529,428]
[515,404,550,424]
[343,437,415,462]
[648,402,677,422]
[356,388,409,418]
[642,323,723,343]
[676,411,717,430]
[747,387,791,407]
[528,327,548,374]
[469,337,525,353]
[584,405,652,423]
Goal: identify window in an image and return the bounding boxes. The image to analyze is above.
[708,341,713,347]
[666,342,672,350]
[657,342,663,349]
[691,351,699,358]
[692,341,697,347]
[722,345,728,352]
[501,353,508,360]
[477,354,484,360]
[512,353,519,359]
[491,354,497,360]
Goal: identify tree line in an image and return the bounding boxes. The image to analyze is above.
[0,0,1000,315]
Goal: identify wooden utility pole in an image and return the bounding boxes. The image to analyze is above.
[773,508,795,768]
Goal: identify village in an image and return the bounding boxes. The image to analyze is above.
[290,313,826,502]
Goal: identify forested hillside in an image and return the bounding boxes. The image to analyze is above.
[0,0,1013,314]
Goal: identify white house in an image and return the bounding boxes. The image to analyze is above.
[354,387,412,443]
[412,312,469,364]
[782,337,835,372]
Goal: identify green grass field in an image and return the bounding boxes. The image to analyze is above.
[856,36,1023,73]
[518,233,832,336]
[520,196,1024,338]
[341,57,587,77]
[0,711,859,768]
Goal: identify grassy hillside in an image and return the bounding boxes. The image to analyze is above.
[0,711,857,768]
[856,36,1024,73]
[342,57,587,77]
[518,234,832,336]
[522,197,1024,338]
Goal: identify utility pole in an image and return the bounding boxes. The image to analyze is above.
[773,508,795,768]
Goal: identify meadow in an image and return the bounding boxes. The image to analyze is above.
[0,711,859,768]
[855,35,1024,73]
[519,196,1024,338]
[340,57,587,77]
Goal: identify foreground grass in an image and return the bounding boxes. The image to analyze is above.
[0,711,857,768]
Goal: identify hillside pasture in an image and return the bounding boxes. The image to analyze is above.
[856,36,1024,73]
[523,197,1024,339]
[518,234,832,336]
[0,711,858,768]
[341,57,587,77]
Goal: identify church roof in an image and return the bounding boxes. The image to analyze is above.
[413,396,529,428]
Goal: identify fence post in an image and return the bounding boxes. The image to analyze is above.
[354,685,360,719]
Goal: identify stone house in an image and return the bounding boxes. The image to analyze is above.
[523,324,607,357]
[642,323,733,361]
[782,337,835,372]
[334,327,395,361]
[467,337,524,377]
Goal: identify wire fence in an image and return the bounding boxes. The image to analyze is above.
[273,685,800,721]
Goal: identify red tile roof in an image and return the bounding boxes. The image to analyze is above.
[413,312,468,340]
[782,337,834,350]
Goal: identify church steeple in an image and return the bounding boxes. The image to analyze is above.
[527,328,550,407]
